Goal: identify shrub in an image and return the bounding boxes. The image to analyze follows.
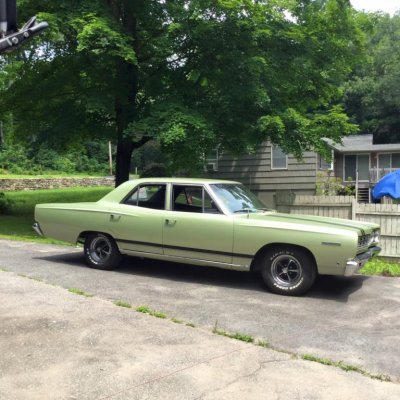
[140,163,168,178]
[0,192,12,214]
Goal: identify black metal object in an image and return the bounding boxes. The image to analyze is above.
[0,0,48,54]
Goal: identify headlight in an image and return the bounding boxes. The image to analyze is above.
[372,230,380,244]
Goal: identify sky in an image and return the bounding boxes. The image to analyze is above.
[351,0,400,15]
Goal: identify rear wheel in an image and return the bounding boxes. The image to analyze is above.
[258,247,316,296]
[84,233,122,270]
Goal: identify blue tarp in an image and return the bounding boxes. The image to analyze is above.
[372,169,400,200]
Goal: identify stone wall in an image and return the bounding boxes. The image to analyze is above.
[0,177,115,191]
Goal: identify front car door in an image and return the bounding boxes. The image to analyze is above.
[163,184,233,264]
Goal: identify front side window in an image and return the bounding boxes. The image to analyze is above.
[210,184,269,214]
[124,184,166,210]
[271,146,287,169]
[172,185,220,214]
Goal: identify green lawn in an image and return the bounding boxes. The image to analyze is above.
[0,187,113,243]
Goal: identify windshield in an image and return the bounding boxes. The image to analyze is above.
[210,184,269,214]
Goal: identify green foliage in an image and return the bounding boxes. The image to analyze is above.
[135,305,167,319]
[344,13,400,142]
[68,288,93,297]
[0,192,12,214]
[140,163,168,178]
[114,300,132,308]
[0,0,364,180]
[0,144,32,173]
[361,258,400,277]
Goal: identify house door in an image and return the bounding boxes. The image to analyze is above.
[344,154,370,182]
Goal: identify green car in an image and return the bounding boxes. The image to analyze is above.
[33,178,381,296]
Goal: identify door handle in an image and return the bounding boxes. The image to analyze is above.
[165,219,176,226]
[110,214,121,222]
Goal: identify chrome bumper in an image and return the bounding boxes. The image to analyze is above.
[345,246,381,276]
[32,222,44,237]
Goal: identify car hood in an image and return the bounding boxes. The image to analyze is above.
[238,211,379,235]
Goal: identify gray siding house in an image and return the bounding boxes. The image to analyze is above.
[207,134,400,205]
[206,143,329,206]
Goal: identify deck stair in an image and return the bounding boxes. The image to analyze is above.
[357,187,370,203]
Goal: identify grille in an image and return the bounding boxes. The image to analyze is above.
[358,234,371,250]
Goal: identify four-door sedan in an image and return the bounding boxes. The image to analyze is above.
[33,178,381,295]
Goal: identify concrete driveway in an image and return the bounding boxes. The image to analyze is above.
[1,239,399,398]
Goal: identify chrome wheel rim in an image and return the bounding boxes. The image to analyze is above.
[271,254,302,287]
[89,236,112,264]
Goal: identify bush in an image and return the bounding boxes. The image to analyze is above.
[0,192,12,214]
[140,163,169,178]
[0,144,31,173]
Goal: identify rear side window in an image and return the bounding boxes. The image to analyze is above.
[124,184,166,210]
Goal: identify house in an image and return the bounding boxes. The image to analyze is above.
[324,134,400,202]
[206,134,400,205]
[205,143,329,207]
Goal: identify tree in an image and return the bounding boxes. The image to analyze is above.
[344,12,400,143]
[1,0,360,185]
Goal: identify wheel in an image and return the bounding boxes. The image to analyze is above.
[258,247,317,296]
[84,233,122,270]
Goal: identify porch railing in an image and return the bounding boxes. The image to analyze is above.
[369,167,398,183]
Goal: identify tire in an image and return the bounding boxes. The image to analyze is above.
[84,233,122,270]
[259,247,317,296]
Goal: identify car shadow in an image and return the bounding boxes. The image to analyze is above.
[308,274,370,302]
[33,252,370,301]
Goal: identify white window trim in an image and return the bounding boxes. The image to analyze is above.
[271,146,288,170]
[377,152,400,169]
[317,150,334,171]
[343,153,370,182]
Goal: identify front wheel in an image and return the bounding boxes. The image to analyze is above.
[84,233,122,270]
[258,247,317,296]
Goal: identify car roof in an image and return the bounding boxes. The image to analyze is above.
[99,177,241,203]
[130,177,240,185]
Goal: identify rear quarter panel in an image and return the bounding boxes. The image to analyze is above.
[35,203,111,244]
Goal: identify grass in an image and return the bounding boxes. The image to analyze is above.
[212,321,254,343]
[68,288,93,298]
[301,354,391,382]
[135,305,167,319]
[114,300,132,308]
[0,187,113,243]
[360,258,400,277]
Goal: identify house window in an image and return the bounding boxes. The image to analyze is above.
[205,148,219,172]
[318,152,333,170]
[344,154,369,181]
[271,146,287,169]
[379,153,400,170]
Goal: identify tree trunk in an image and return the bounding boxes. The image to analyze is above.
[113,5,139,187]
[115,139,134,186]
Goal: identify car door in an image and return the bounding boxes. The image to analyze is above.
[163,184,233,264]
[108,183,166,255]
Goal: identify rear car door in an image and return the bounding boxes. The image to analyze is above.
[108,183,166,255]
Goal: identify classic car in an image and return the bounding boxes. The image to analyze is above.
[33,178,381,296]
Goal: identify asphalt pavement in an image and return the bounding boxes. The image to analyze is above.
[1,239,400,399]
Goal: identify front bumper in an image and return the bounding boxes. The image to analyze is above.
[344,246,381,276]
[32,222,44,237]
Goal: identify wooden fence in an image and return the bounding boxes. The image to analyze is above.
[275,192,400,258]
